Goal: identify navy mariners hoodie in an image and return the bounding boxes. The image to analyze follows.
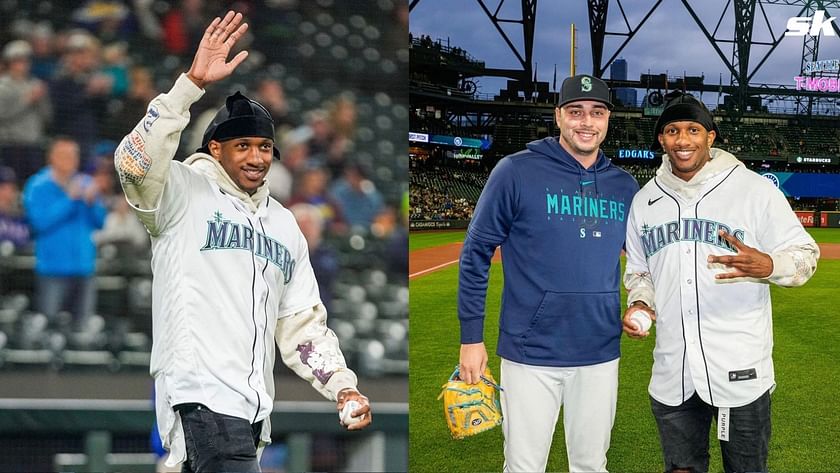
[458,137,639,366]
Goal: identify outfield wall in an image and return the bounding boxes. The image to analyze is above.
[820,211,840,227]
[409,220,470,230]
[795,211,840,228]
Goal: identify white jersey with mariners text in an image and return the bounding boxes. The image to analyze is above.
[624,149,818,408]
[142,161,319,420]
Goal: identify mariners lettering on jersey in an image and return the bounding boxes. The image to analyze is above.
[639,218,745,258]
[201,211,296,283]
[546,192,626,222]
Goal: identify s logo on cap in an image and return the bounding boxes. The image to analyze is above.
[581,76,592,92]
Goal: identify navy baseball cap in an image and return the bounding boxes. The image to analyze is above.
[198,91,281,159]
[558,74,613,109]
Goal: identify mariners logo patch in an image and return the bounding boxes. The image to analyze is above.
[761,172,780,189]
[581,76,593,92]
[143,105,160,132]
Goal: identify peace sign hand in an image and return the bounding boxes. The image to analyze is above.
[707,230,774,280]
[187,11,250,89]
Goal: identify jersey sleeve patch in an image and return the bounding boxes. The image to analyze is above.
[143,105,160,132]
[116,130,152,185]
[296,339,344,385]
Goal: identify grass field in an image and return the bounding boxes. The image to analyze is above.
[409,229,840,472]
[807,227,840,243]
[409,230,467,251]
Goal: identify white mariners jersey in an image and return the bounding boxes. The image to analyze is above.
[624,163,816,408]
[136,163,320,423]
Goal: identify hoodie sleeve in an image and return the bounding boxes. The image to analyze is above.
[275,303,359,401]
[114,73,205,236]
[757,184,819,287]
[458,157,519,343]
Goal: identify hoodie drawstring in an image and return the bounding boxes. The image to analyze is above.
[577,167,584,196]
[577,158,600,197]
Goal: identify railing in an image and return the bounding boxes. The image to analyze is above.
[0,398,408,473]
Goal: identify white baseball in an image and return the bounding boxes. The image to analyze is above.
[340,400,362,425]
[629,310,652,332]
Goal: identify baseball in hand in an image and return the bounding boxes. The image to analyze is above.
[629,310,652,332]
[340,400,362,425]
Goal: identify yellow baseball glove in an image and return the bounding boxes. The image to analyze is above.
[437,365,503,439]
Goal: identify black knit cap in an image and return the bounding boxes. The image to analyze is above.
[198,91,281,159]
[651,92,719,151]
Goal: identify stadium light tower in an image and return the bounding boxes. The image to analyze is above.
[589,0,840,117]
[473,0,538,99]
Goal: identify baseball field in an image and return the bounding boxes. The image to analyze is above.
[408,228,840,472]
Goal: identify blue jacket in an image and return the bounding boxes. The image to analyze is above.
[22,168,107,276]
[458,137,639,366]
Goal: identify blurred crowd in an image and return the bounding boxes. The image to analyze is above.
[409,186,473,221]
[409,165,480,221]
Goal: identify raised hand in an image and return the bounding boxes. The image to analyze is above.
[187,11,250,88]
[707,230,774,279]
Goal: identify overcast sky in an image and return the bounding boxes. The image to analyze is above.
[410,0,840,101]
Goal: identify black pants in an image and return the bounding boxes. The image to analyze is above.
[651,390,771,473]
[178,403,263,473]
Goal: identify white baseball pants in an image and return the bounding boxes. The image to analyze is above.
[500,357,619,472]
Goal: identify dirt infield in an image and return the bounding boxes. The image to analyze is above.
[409,243,499,280]
[410,242,840,280]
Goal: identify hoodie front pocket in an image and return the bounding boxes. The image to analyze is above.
[520,291,620,363]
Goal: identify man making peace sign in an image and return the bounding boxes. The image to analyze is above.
[622,92,819,473]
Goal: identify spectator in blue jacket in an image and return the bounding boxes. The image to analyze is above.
[22,136,107,328]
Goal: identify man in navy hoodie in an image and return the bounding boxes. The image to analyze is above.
[458,75,639,472]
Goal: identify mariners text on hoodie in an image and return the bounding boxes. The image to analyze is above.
[458,137,639,367]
